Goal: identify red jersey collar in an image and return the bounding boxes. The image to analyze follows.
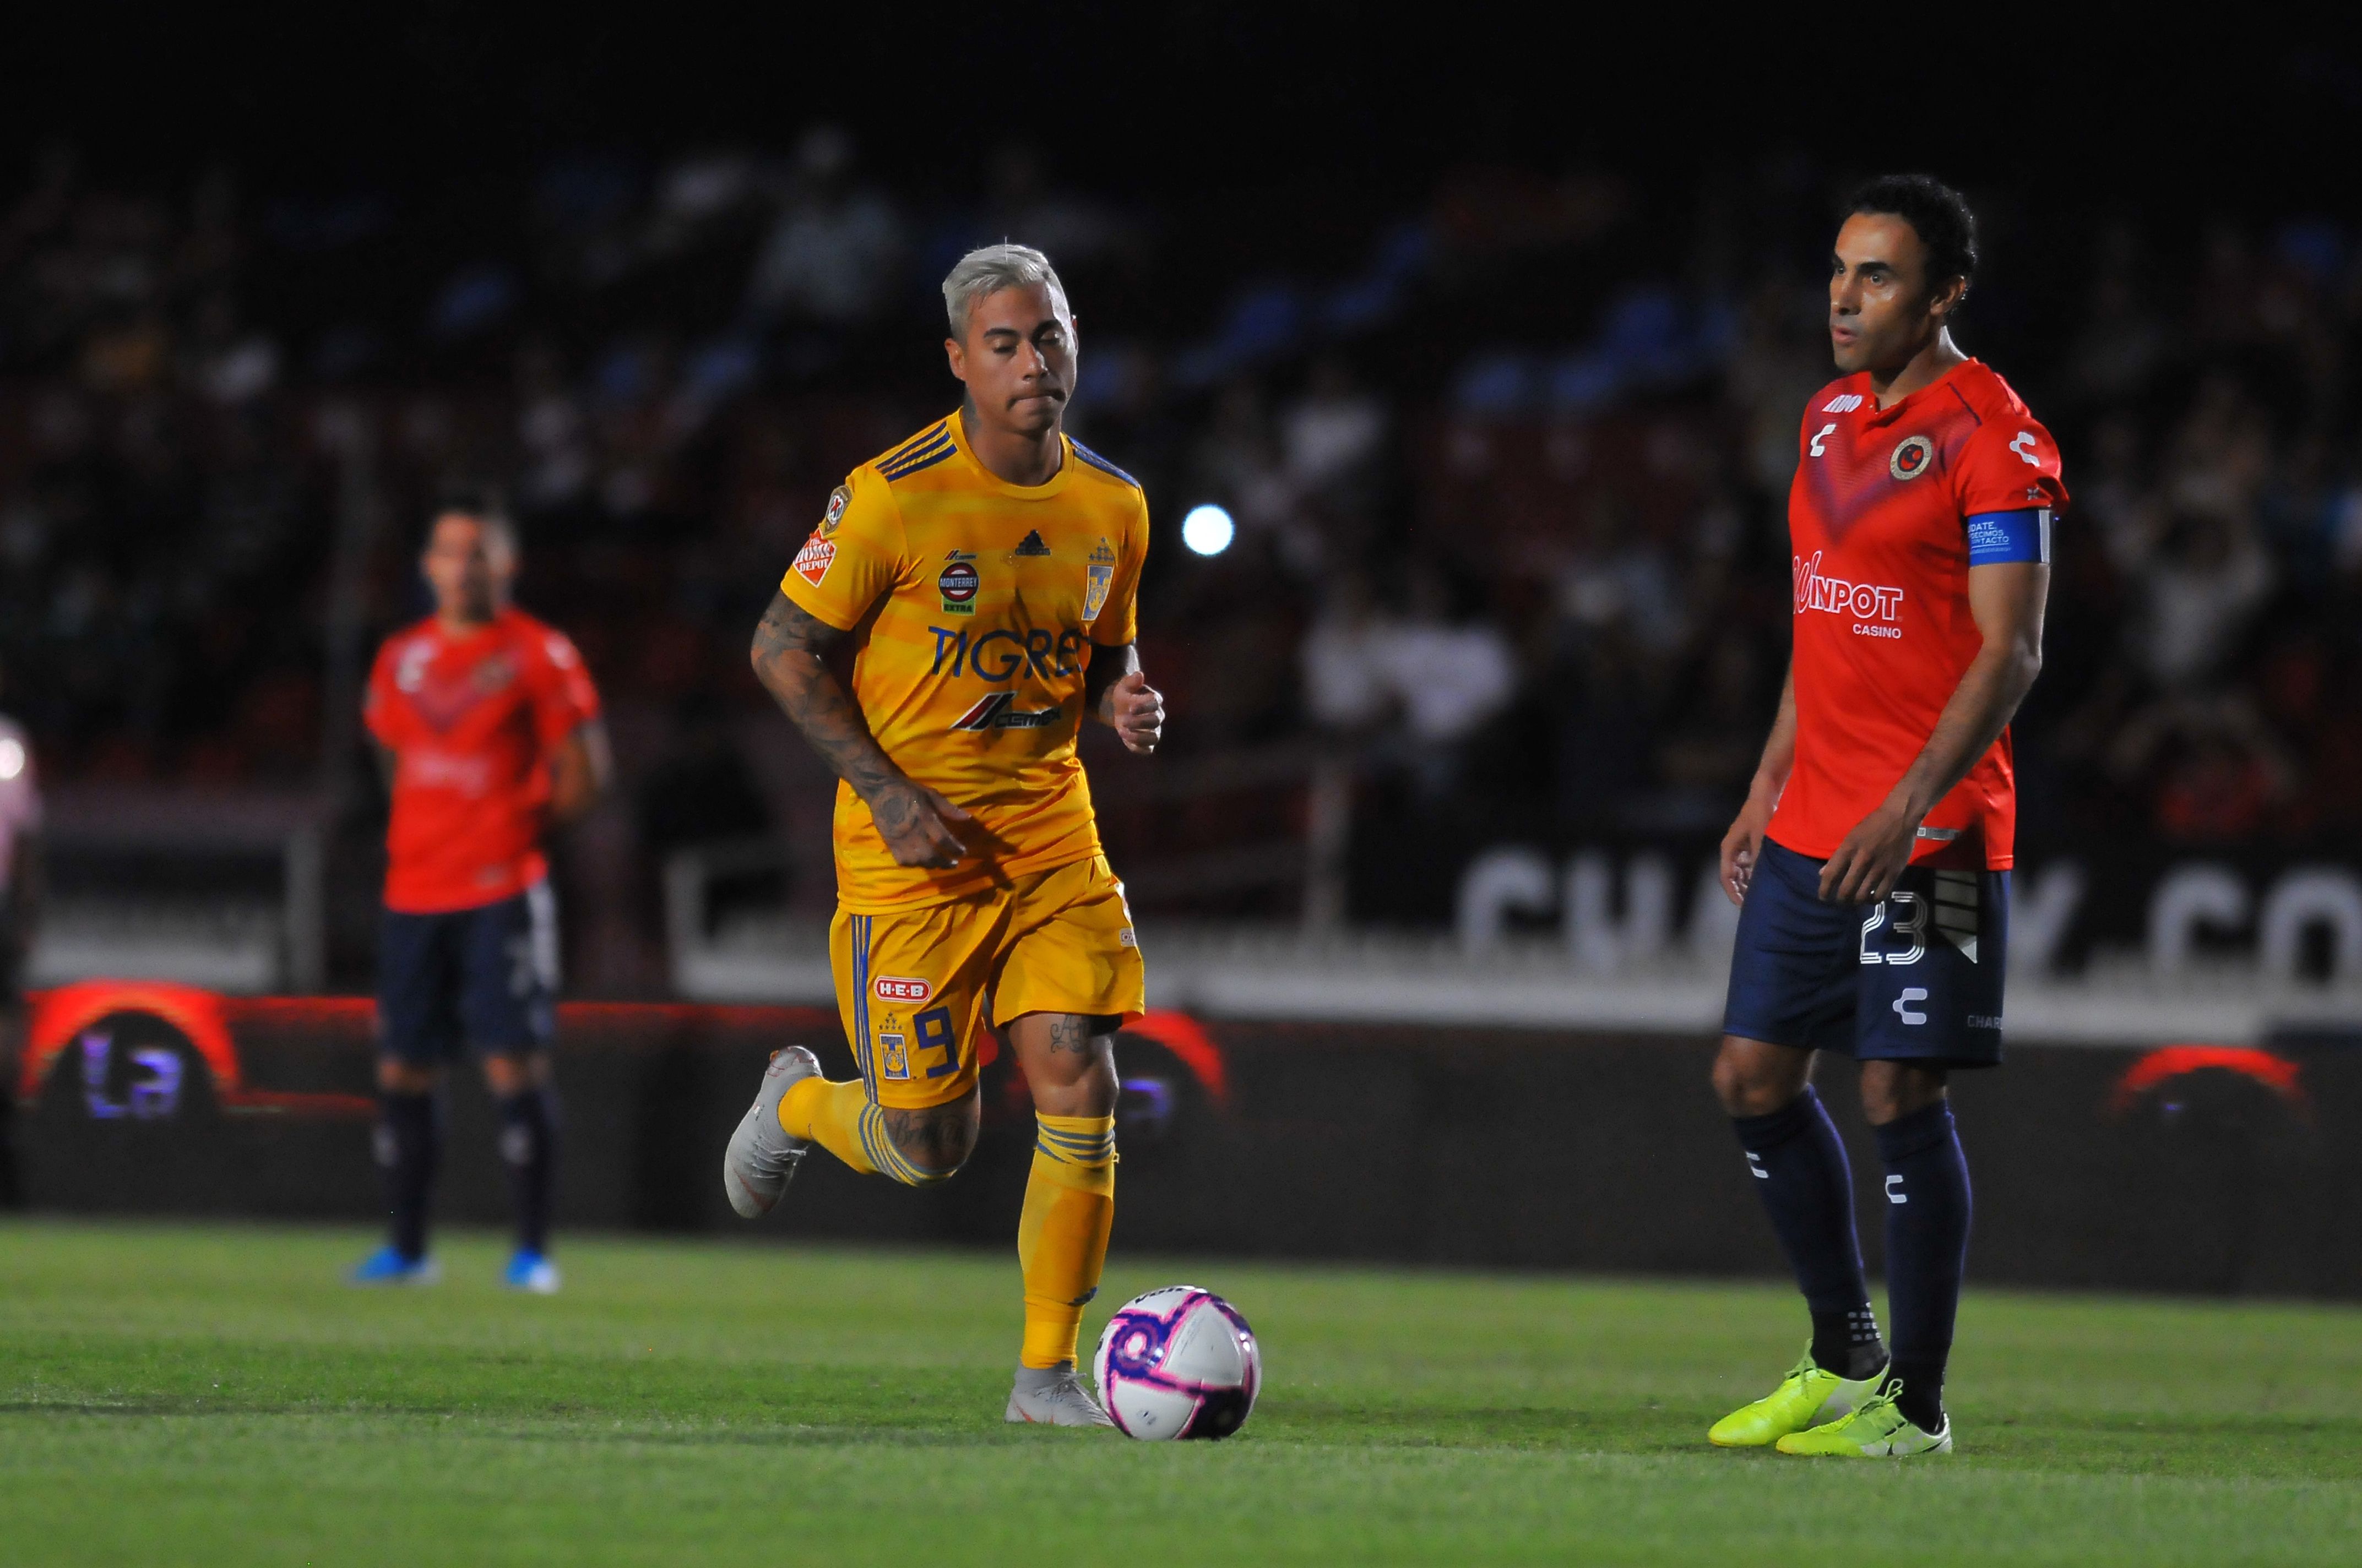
[1861,357,1979,427]
[428,606,519,646]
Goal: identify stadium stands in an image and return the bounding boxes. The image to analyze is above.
[4,137,2359,994]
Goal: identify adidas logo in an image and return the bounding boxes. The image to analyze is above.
[1013,530,1052,558]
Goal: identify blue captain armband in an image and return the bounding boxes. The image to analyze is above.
[1964,507,2053,566]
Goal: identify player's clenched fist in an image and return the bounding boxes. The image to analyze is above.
[869,778,971,868]
[1109,669,1164,755]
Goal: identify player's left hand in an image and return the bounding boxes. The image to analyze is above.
[1109,669,1164,754]
[1818,800,1920,905]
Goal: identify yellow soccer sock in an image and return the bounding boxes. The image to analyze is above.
[1017,1112,1117,1370]
[780,1077,956,1188]
[779,1076,879,1177]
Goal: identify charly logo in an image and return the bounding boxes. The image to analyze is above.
[951,692,1065,731]
[1889,434,1935,481]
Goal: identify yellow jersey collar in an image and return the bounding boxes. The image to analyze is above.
[951,408,1077,500]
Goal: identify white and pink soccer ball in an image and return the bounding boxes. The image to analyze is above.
[1093,1285,1261,1440]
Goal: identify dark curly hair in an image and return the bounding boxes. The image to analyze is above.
[1847,174,1979,300]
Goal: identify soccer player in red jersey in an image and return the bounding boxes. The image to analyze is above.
[1706,177,2066,1457]
[351,499,611,1292]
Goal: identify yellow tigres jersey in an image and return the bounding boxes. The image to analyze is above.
[779,410,1149,912]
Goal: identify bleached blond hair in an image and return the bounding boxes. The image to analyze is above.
[941,243,1071,339]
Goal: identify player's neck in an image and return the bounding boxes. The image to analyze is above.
[960,404,1065,487]
[435,603,502,637]
[1868,328,1967,409]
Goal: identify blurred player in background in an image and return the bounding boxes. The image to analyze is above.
[351,498,611,1292]
[1709,177,2066,1457]
[0,663,42,1207]
[726,244,1163,1425]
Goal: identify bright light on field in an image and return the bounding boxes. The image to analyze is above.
[1182,503,1235,557]
[0,737,22,781]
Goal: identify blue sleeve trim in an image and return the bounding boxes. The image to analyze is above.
[1069,440,1141,489]
[1965,508,2051,566]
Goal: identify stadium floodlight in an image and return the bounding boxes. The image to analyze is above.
[1182,503,1236,556]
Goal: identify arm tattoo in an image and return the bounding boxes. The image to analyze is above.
[1083,641,1140,726]
[750,592,905,802]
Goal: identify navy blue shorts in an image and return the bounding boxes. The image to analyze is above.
[1722,839,2008,1066]
[377,883,558,1065]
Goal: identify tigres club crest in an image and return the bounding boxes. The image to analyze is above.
[1889,435,1935,481]
[1083,537,1116,623]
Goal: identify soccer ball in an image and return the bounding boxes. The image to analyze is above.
[1093,1285,1261,1440]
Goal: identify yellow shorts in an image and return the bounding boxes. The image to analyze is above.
[829,853,1145,1110]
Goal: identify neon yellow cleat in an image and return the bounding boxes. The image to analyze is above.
[1775,1379,1952,1457]
[1708,1349,1885,1447]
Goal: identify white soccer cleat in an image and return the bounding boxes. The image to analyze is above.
[723,1047,819,1218]
[1004,1364,1117,1428]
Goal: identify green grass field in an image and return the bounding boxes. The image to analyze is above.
[1,1221,2356,1565]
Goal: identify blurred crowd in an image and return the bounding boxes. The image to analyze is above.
[3,132,2360,966]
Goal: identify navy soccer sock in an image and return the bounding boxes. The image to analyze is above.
[1731,1086,1886,1379]
[497,1087,559,1256]
[378,1090,441,1261]
[1875,1100,1972,1432]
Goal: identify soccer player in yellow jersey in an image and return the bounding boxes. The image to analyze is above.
[723,243,1164,1425]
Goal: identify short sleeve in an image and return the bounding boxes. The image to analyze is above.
[527,628,601,749]
[362,640,404,748]
[1089,495,1148,646]
[1954,413,2068,519]
[779,470,907,631]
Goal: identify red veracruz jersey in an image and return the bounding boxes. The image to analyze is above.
[365,608,601,913]
[1769,358,2067,871]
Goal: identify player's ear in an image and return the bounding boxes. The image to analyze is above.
[945,336,968,385]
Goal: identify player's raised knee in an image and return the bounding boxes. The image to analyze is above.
[858,1100,975,1188]
[867,1135,964,1188]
